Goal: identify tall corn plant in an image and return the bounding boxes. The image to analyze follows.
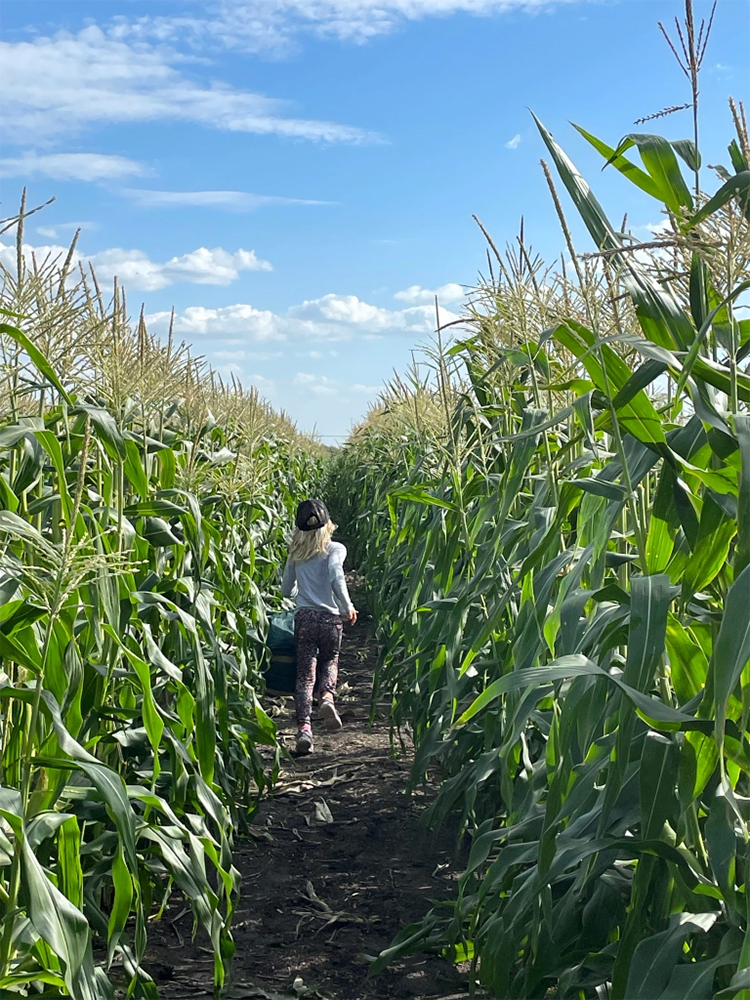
[0,223,324,996]
[332,77,750,1000]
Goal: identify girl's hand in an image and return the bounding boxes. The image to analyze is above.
[346,608,358,625]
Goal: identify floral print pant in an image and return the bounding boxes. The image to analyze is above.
[294,608,343,727]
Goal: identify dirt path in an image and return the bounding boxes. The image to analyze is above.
[151,619,479,1000]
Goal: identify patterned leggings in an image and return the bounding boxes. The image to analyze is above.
[294,608,343,727]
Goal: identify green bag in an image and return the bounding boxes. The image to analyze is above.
[267,610,296,654]
[264,611,297,693]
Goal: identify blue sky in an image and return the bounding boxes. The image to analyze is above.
[1,0,748,440]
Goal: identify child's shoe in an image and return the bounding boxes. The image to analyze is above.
[320,698,343,732]
[295,726,313,755]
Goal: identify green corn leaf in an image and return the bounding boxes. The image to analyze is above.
[0,474,19,512]
[710,563,750,750]
[572,123,663,200]
[552,321,667,445]
[625,912,718,999]
[125,498,185,517]
[0,421,43,450]
[728,139,749,174]
[646,465,677,575]
[33,430,73,520]
[533,113,695,350]
[0,972,67,988]
[140,515,182,547]
[735,415,750,575]
[0,626,43,674]
[705,788,737,909]
[40,690,139,871]
[58,815,84,910]
[688,171,750,228]
[21,837,96,999]
[623,574,674,693]
[671,138,701,173]
[454,654,705,732]
[689,253,711,331]
[26,811,76,850]
[104,625,164,773]
[681,519,736,596]
[658,950,740,999]
[673,280,750,401]
[124,437,149,497]
[389,485,459,512]
[72,404,126,461]
[690,354,750,403]
[0,323,71,404]
[572,477,627,501]
[157,445,177,488]
[107,844,134,962]
[611,133,694,212]
[640,731,679,839]
[680,731,720,808]
[665,617,708,703]
[612,358,669,411]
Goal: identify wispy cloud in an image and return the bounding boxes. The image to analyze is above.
[293,372,380,397]
[394,282,465,304]
[0,238,271,291]
[146,292,460,342]
[91,246,272,289]
[122,189,334,211]
[213,365,277,393]
[213,349,284,362]
[0,151,148,182]
[37,221,98,239]
[505,133,522,149]
[1,25,381,145]
[114,1,584,52]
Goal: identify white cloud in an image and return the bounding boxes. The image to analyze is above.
[293,372,381,398]
[214,364,276,392]
[213,349,283,362]
[394,282,465,304]
[146,292,460,342]
[93,247,271,289]
[122,189,332,211]
[36,222,97,241]
[505,133,522,149]
[0,239,271,291]
[295,372,339,395]
[1,25,380,144]
[114,1,583,51]
[0,152,147,182]
[148,304,288,342]
[645,220,673,236]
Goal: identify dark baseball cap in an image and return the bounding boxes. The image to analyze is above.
[296,498,329,532]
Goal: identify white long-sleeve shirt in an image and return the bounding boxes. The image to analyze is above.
[281,541,354,616]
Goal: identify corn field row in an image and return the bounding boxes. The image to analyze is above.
[327,102,750,997]
[0,221,323,997]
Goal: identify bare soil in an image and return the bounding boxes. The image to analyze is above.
[148,618,481,1000]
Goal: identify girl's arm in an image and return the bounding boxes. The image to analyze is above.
[281,558,298,599]
[328,545,354,616]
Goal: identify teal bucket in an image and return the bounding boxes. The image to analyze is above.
[263,611,297,693]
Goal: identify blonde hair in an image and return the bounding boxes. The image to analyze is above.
[289,519,336,562]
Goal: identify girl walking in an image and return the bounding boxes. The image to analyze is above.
[281,499,357,754]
